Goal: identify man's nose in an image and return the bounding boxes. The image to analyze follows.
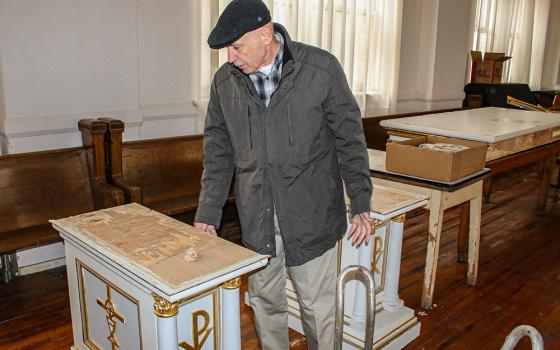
[227,47,236,63]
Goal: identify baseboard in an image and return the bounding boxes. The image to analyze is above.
[16,242,65,267]
[14,242,66,276]
[18,257,66,276]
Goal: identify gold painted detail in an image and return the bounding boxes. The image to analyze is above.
[96,286,125,350]
[392,214,406,223]
[77,259,143,350]
[151,292,179,317]
[179,310,213,350]
[221,277,241,290]
[371,236,384,274]
[370,219,384,233]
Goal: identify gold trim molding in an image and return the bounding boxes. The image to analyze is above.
[222,277,242,290]
[151,292,179,317]
[370,219,384,233]
[392,214,406,223]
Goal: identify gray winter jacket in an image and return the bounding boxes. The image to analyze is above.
[195,24,372,266]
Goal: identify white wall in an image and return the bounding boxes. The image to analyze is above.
[137,0,201,139]
[396,0,473,113]
[0,44,6,154]
[541,0,560,90]
[0,0,201,154]
[1,0,553,155]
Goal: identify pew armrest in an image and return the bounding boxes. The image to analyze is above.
[91,182,125,208]
[112,175,143,203]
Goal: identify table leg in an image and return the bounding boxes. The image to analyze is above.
[351,222,379,332]
[421,190,445,310]
[537,156,555,216]
[457,202,469,263]
[537,160,545,176]
[557,160,560,187]
[151,293,179,350]
[382,216,405,312]
[221,278,242,350]
[483,177,493,203]
[467,185,482,286]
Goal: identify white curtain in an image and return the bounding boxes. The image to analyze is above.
[199,0,402,116]
[471,0,551,90]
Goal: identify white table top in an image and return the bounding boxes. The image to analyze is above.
[51,203,268,296]
[380,107,560,143]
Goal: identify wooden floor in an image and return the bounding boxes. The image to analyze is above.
[1,166,559,350]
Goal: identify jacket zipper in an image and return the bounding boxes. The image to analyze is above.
[248,105,253,149]
[286,102,293,146]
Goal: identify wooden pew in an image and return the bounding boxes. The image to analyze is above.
[0,120,124,281]
[98,118,142,203]
[98,119,235,219]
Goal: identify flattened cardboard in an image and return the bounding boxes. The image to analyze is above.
[386,136,488,182]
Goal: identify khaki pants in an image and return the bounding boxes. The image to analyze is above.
[248,216,337,350]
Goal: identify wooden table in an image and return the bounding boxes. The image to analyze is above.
[51,203,268,350]
[368,150,489,309]
[380,107,560,214]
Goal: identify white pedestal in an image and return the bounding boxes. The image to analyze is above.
[287,184,428,349]
[52,203,268,350]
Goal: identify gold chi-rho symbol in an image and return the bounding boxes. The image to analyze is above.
[179,310,213,350]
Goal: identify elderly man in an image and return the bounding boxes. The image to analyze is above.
[194,0,372,349]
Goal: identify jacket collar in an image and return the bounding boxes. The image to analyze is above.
[229,22,295,79]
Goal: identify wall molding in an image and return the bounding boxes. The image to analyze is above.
[4,109,143,135]
[3,102,199,137]
[397,91,464,102]
[2,102,202,153]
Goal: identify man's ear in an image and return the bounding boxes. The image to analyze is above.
[260,26,274,45]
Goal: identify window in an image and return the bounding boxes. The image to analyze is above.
[199,0,402,116]
[471,0,552,89]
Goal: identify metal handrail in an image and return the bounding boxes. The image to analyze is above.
[501,325,544,350]
[335,265,376,350]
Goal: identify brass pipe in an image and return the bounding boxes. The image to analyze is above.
[501,325,543,350]
[335,265,376,350]
[506,96,550,112]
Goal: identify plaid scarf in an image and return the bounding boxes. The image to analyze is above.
[249,33,284,107]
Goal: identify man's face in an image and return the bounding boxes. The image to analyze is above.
[226,29,268,74]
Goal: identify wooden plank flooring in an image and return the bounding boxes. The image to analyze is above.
[1,166,559,349]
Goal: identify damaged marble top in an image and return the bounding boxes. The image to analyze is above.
[345,181,427,219]
[369,184,426,215]
[380,107,560,143]
[50,203,266,294]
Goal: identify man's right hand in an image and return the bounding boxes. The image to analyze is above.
[194,222,217,236]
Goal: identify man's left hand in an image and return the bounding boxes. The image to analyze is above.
[347,212,373,246]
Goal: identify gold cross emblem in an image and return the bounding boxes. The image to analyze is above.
[97,286,125,350]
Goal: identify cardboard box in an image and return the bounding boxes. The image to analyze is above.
[386,135,488,182]
[470,51,511,84]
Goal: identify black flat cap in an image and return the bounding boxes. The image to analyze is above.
[207,0,271,49]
